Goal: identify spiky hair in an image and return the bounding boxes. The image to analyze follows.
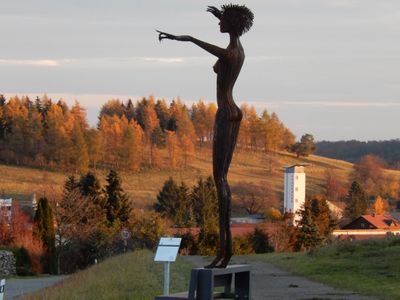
[221,4,254,36]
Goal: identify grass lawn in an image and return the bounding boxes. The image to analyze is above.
[255,238,400,300]
[22,250,193,300]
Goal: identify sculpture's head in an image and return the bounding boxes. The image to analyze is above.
[216,4,254,36]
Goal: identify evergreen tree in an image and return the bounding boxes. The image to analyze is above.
[64,175,79,194]
[191,177,218,228]
[345,181,369,219]
[154,177,180,218]
[192,177,219,255]
[250,228,274,253]
[104,170,131,224]
[33,197,56,273]
[295,205,321,251]
[79,171,103,207]
[154,177,193,226]
[309,196,336,243]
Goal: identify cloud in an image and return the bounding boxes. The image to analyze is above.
[265,101,400,108]
[0,59,59,67]
[143,57,184,64]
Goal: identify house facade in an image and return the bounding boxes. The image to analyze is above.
[332,214,400,240]
[0,198,12,224]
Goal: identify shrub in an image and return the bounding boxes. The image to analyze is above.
[249,228,274,253]
[14,247,33,275]
[233,236,253,255]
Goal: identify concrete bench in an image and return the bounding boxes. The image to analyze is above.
[155,264,250,300]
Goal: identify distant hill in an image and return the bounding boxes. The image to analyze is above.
[315,140,400,167]
[4,148,399,210]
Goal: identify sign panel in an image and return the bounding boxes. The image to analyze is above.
[120,229,131,240]
[0,279,5,300]
[154,237,182,262]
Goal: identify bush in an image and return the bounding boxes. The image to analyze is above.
[249,228,274,254]
[197,229,218,256]
[233,236,253,255]
[178,231,198,255]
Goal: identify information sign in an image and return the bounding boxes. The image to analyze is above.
[154,237,181,262]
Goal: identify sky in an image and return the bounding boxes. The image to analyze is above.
[1,0,399,141]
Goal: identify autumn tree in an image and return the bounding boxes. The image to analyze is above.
[120,121,143,171]
[70,123,89,173]
[86,128,102,169]
[352,154,386,196]
[165,130,180,169]
[291,134,316,158]
[52,179,105,274]
[154,99,171,131]
[373,195,388,215]
[324,168,347,202]
[191,100,208,146]
[231,181,278,215]
[99,99,126,119]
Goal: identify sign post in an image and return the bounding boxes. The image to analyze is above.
[154,237,182,296]
[120,228,131,253]
[0,279,5,300]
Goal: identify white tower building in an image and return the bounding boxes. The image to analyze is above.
[284,165,306,224]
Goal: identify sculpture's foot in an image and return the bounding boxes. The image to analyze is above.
[215,253,232,268]
[204,255,223,269]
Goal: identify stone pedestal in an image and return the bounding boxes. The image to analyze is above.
[155,264,251,300]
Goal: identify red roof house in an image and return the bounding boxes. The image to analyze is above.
[332,214,400,240]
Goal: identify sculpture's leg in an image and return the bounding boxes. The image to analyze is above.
[207,111,241,268]
[216,119,241,268]
[204,181,226,268]
[205,111,225,268]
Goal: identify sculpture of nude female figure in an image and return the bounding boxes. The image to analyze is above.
[157,4,254,268]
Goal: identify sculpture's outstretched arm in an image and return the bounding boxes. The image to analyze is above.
[156,30,226,58]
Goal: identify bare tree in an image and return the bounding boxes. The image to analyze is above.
[232,181,278,215]
[48,188,105,274]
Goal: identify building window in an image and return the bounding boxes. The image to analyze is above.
[295,175,298,180]
[295,187,298,192]
[295,198,298,203]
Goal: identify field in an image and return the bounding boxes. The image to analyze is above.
[22,250,193,300]
[256,238,400,300]
[2,148,400,211]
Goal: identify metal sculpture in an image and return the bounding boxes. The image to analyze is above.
[157,4,254,268]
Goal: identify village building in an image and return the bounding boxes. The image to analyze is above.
[283,164,306,224]
[332,214,400,240]
[0,198,13,224]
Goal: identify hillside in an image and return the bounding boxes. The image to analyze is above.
[4,149,399,213]
[23,250,193,300]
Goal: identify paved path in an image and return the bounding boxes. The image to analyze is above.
[3,276,67,299]
[183,256,379,300]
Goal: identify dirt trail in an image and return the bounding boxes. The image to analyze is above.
[182,256,378,300]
